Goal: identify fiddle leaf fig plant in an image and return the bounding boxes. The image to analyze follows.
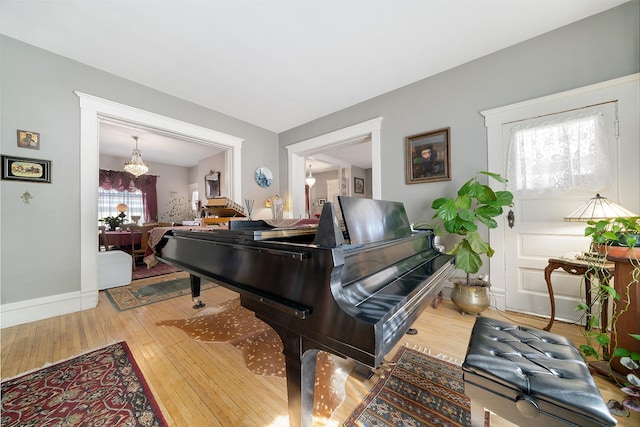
[431,171,513,283]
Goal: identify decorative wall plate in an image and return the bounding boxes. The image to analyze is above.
[255,167,273,188]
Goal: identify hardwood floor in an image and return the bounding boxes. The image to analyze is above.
[2,273,638,426]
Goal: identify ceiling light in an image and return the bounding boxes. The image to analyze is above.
[305,166,316,188]
[124,136,149,177]
[564,194,638,222]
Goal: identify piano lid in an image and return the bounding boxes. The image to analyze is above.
[338,196,412,245]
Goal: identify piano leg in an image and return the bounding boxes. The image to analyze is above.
[256,321,314,427]
[189,274,205,309]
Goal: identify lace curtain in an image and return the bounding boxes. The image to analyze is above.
[506,112,611,195]
[98,169,158,222]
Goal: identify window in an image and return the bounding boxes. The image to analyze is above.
[98,188,144,221]
[506,111,612,194]
[189,183,199,211]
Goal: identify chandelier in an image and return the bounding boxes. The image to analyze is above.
[124,136,149,177]
[305,165,316,188]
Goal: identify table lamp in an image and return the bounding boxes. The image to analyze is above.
[564,194,637,222]
[116,203,128,223]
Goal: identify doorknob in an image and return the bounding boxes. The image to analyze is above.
[507,209,515,229]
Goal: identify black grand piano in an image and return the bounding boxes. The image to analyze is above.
[155,196,455,427]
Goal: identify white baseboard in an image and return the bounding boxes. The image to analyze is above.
[1,290,98,329]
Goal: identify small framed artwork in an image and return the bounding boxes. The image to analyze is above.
[17,130,40,150]
[318,198,326,205]
[354,177,364,194]
[405,127,451,184]
[1,155,51,183]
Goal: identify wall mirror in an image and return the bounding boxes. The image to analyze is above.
[205,170,221,199]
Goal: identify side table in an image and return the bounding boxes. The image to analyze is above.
[543,257,614,332]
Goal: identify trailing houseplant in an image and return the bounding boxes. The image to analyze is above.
[430,171,513,313]
[579,216,640,416]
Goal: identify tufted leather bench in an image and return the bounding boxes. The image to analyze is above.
[462,317,617,427]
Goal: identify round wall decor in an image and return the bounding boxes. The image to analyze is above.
[255,167,273,188]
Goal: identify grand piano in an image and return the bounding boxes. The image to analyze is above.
[155,196,455,427]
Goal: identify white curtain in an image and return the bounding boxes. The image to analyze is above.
[506,112,611,195]
[98,188,144,220]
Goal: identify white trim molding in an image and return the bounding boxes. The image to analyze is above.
[1,291,95,329]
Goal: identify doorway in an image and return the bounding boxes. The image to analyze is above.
[484,74,640,321]
[286,117,383,218]
[76,92,244,298]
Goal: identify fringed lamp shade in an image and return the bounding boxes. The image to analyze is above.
[564,194,638,222]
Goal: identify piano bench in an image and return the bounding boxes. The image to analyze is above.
[462,317,616,427]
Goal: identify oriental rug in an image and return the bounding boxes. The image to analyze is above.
[105,274,215,311]
[132,261,181,281]
[157,298,353,421]
[344,346,489,427]
[1,341,166,427]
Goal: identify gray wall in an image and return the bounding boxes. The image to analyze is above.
[0,35,279,305]
[279,1,640,230]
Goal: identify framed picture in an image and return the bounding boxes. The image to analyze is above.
[354,177,364,194]
[1,155,51,183]
[405,127,451,184]
[17,130,40,150]
[318,198,326,205]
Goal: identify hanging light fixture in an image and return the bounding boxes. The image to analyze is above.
[305,165,316,188]
[124,136,149,177]
[564,193,638,222]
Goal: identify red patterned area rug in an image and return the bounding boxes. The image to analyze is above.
[1,341,166,426]
[344,346,488,427]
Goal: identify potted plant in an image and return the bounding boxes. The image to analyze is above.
[579,216,640,417]
[431,171,513,313]
[100,215,124,231]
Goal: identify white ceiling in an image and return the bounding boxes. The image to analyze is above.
[1,0,629,168]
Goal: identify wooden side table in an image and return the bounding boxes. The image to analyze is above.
[543,257,614,332]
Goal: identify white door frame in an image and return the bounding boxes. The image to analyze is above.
[76,92,244,307]
[286,117,383,219]
[483,73,640,311]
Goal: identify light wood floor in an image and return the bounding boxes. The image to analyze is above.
[2,273,638,426]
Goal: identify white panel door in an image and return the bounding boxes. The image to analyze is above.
[485,75,639,325]
[502,103,618,322]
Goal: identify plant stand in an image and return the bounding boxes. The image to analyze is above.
[602,247,640,376]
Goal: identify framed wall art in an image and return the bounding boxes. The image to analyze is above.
[1,155,51,183]
[405,127,451,184]
[17,130,40,150]
[318,198,326,205]
[354,177,364,194]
